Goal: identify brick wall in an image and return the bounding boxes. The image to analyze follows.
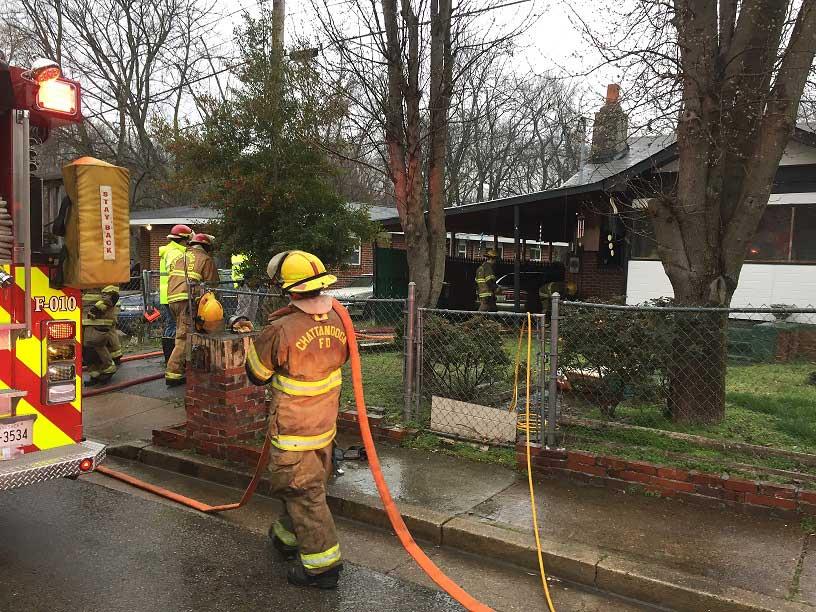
[332,241,375,288]
[136,224,175,274]
[520,445,816,518]
[566,250,626,300]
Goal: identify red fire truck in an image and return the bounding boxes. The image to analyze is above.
[0,57,105,490]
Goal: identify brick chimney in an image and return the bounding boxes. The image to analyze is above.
[589,84,628,162]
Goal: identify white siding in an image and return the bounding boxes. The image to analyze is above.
[626,260,816,307]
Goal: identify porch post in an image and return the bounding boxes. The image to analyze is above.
[514,205,520,312]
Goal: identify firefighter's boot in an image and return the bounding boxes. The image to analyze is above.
[286,564,342,590]
[269,520,298,561]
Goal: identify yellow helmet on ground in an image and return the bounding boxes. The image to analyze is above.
[196,291,224,333]
[267,250,337,294]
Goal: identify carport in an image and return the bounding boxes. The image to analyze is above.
[380,185,604,311]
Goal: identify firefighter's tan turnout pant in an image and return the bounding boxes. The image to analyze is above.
[166,301,191,381]
[107,327,123,361]
[83,325,117,380]
[268,444,341,575]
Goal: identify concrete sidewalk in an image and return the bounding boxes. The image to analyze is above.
[82,359,814,612]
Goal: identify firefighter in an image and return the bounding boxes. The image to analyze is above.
[245,250,347,590]
[82,285,120,385]
[159,224,193,363]
[107,291,123,365]
[165,233,219,386]
[475,248,498,312]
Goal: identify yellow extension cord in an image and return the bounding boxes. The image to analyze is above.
[520,313,557,612]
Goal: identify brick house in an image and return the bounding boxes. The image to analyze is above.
[380,84,816,306]
[129,206,220,274]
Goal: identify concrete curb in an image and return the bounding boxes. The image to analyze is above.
[106,443,810,612]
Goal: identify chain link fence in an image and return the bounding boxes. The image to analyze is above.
[410,308,548,446]
[212,287,408,421]
[552,298,816,464]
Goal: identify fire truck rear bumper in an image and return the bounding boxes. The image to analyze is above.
[0,440,106,491]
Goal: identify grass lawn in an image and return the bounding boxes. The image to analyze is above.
[340,348,404,420]
[562,361,816,483]
[572,362,816,453]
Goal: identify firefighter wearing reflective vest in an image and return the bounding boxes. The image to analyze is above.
[82,285,120,385]
[245,250,348,590]
[159,224,193,363]
[165,233,219,386]
[475,248,498,311]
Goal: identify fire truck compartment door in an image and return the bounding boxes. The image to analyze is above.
[61,157,130,288]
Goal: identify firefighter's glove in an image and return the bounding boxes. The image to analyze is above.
[88,305,103,319]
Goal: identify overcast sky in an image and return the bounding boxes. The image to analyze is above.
[193,0,618,124]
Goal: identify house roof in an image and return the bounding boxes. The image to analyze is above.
[561,133,677,188]
[380,123,816,240]
[347,202,399,222]
[130,206,219,226]
[130,203,398,227]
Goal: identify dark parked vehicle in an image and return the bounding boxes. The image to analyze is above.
[117,291,161,335]
[495,271,562,312]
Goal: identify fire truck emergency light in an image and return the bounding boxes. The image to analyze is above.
[30,58,61,83]
[36,79,78,115]
[46,320,75,341]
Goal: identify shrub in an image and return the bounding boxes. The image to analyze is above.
[421,315,511,403]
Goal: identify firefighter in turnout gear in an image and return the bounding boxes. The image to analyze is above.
[107,296,123,365]
[475,248,498,311]
[246,250,348,590]
[159,224,193,363]
[165,233,219,386]
[82,285,120,385]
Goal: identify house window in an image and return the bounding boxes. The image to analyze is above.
[344,239,362,266]
[529,246,542,261]
[629,213,659,260]
[497,245,504,259]
[793,206,816,262]
[746,206,791,261]
[632,204,816,264]
[456,241,467,257]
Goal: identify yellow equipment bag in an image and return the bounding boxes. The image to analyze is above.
[61,157,130,288]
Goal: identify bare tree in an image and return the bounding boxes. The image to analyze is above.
[446,62,582,205]
[572,0,816,422]
[4,0,222,208]
[309,0,538,306]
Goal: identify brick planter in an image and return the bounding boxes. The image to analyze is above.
[519,444,815,518]
[152,331,268,462]
[337,409,416,443]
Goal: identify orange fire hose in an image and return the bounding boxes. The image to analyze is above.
[96,299,493,611]
[120,350,164,363]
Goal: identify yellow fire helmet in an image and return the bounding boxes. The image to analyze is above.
[195,291,224,334]
[267,250,337,294]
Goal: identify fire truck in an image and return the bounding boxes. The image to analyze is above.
[0,57,108,490]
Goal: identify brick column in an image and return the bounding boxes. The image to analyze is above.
[184,331,268,459]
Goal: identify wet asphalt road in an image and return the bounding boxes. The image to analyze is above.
[0,478,461,612]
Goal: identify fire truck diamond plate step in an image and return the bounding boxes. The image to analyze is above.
[0,440,106,491]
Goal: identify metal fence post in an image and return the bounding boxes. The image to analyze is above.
[414,307,423,419]
[403,282,417,423]
[547,293,560,448]
[538,314,547,445]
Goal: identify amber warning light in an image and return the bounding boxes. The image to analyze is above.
[36,79,78,115]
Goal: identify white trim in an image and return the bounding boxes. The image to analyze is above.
[130,217,216,226]
[344,238,362,266]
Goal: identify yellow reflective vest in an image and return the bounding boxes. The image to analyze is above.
[159,241,187,305]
